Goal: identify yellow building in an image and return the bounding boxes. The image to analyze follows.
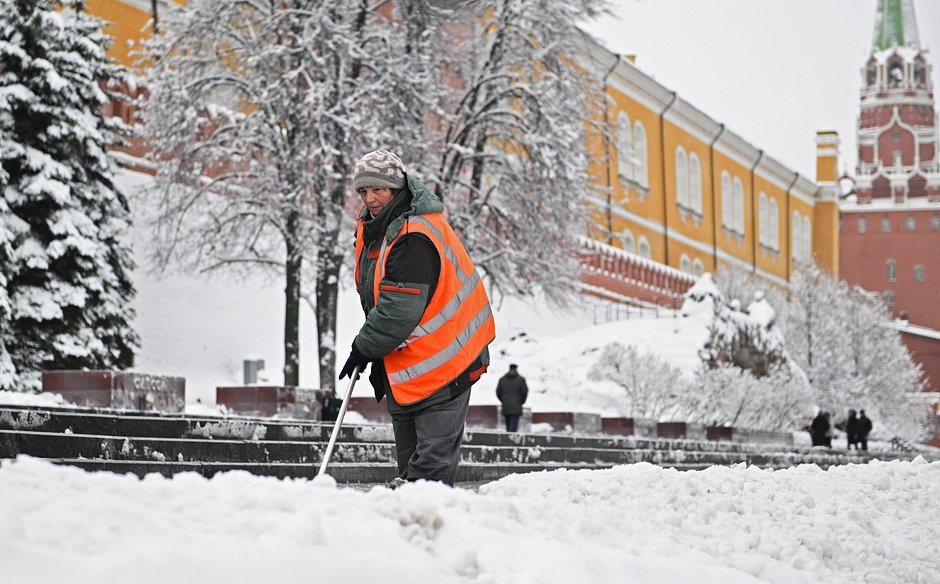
[579,37,839,289]
[88,0,839,291]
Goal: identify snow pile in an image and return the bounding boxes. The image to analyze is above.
[0,456,938,583]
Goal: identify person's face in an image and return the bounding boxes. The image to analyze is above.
[359,186,395,216]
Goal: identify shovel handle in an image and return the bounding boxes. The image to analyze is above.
[317,366,360,478]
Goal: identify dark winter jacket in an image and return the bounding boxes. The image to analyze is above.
[810,413,830,437]
[846,413,860,442]
[353,174,488,413]
[858,415,873,438]
[496,371,528,416]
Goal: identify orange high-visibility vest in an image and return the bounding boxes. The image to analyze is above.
[354,213,495,405]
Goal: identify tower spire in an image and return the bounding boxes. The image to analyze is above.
[872,0,921,52]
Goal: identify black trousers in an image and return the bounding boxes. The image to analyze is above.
[390,389,471,486]
[504,414,520,432]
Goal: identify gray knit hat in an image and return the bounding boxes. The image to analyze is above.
[353,149,406,192]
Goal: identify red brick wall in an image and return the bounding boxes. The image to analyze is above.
[840,209,940,331]
[899,332,940,393]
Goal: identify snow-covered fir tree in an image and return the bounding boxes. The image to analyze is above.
[141,1,437,391]
[0,0,137,391]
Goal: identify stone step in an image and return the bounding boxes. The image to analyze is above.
[2,428,898,471]
[33,459,620,483]
[3,406,806,454]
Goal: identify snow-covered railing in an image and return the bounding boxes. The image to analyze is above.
[578,236,697,308]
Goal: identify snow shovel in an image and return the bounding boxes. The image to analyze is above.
[317,365,361,478]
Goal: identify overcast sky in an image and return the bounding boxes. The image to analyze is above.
[582,0,940,180]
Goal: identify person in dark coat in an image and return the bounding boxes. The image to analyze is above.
[496,364,528,432]
[845,409,859,449]
[857,410,873,451]
[810,411,830,447]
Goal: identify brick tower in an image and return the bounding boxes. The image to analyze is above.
[840,0,940,404]
[855,0,939,202]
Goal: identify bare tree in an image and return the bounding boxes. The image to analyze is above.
[140,1,434,391]
[423,0,610,304]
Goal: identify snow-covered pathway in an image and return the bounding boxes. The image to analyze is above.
[1,457,938,583]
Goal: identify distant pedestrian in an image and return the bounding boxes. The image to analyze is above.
[824,412,834,448]
[810,411,830,446]
[857,410,873,451]
[846,409,859,450]
[496,364,528,432]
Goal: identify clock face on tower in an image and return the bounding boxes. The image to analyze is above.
[889,61,904,86]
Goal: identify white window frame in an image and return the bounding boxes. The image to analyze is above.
[721,172,733,229]
[887,259,897,282]
[689,152,702,214]
[915,264,925,282]
[617,112,633,182]
[792,211,802,262]
[622,229,636,255]
[769,198,779,251]
[638,236,651,259]
[633,121,648,187]
[692,259,704,277]
[802,215,811,262]
[675,146,689,209]
[732,177,745,234]
[758,192,768,247]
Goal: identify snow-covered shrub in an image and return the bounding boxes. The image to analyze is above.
[589,342,689,420]
[690,365,814,431]
[686,275,788,378]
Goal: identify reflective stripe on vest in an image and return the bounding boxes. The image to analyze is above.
[371,213,495,405]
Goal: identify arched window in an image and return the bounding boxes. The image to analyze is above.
[622,229,636,254]
[617,112,633,181]
[802,215,811,262]
[721,172,733,229]
[792,212,802,261]
[638,236,651,259]
[906,215,916,231]
[692,259,704,277]
[680,254,691,273]
[858,216,867,234]
[881,215,891,232]
[887,259,896,282]
[758,193,768,246]
[732,177,745,234]
[915,264,925,283]
[633,121,648,187]
[933,214,940,232]
[689,153,702,213]
[769,198,779,250]
[675,147,689,209]
[884,290,895,305]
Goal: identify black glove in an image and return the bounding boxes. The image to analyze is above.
[339,341,370,380]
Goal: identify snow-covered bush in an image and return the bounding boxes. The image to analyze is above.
[687,275,788,378]
[588,342,689,420]
[689,365,813,431]
[0,0,137,390]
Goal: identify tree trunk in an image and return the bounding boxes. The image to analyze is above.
[284,210,302,387]
[315,183,347,395]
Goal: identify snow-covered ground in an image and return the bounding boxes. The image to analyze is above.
[1,455,938,583]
